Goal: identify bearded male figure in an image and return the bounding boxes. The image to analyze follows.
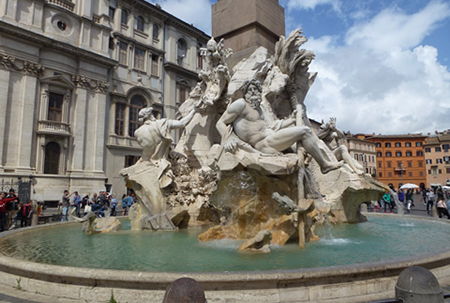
[216,79,342,174]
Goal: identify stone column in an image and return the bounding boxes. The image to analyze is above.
[3,72,23,170]
[94,92,107,174]
[69,87,88,174]
[17,74,39,172]
[0,68,11,170]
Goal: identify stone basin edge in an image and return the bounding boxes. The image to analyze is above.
[0,214,449,291]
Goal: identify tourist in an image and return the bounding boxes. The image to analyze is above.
[426,188,435,215]
[91,192,98,205]
[6,188,19,227]
[436,197,450,219]
[0,192,20,231]
[382,192,392,213]
[60,190,72,222]
[122,193,133,216]
[73,191,82,218]
[405,189,413,214]
[397,188,405,206]
[110,194,117,216]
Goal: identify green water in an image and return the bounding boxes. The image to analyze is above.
[1,216,449,273]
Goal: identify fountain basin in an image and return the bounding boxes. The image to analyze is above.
[1,214,450,303]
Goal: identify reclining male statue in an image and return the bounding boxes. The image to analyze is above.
[216,79,342,174]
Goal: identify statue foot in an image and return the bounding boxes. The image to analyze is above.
[321,161,343,174]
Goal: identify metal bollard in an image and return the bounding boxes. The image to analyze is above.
[395,266,444,303]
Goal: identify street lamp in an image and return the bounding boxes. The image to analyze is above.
[399,162,403,186]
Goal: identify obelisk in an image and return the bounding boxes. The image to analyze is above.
[212,0,285,66]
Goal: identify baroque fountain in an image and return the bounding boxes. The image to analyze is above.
[1,30,450,303]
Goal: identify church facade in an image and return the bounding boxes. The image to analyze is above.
[0,0,209,202]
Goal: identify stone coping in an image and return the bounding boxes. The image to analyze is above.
[0,214,449,302]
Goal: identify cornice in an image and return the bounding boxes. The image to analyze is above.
[0,52,45,77]
[0,21,117,68]
[164,61,199,80]
[112,32,165,55]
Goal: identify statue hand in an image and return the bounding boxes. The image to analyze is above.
[224,140,238,153]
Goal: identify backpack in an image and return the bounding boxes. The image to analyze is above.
[23,204,31,217]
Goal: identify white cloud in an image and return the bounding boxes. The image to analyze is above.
[285,0,341,12]
[345,1,450,52]
[148,0,212,34]
[303,1,450,134]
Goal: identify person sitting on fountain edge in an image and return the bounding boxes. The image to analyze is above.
[216,79,342,174]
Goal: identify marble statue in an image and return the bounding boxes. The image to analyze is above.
[216,78,342,174]
[317,118,364,174]
[121,29,387,250]
[136,106,197,164]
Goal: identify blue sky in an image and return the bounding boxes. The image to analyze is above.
[149,0,450,135]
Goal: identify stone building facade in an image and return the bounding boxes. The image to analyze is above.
[0,0,208,203]
[424,130,450,187]
[345,134,377,177]
[366,134,428,189]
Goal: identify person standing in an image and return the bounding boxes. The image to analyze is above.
[6,189,19,228]
[73,191,82,218]
[426,189,435,215]
[383,192,392,213]
[0,192,20,231]
[61,190,72,222]
[405,189,413,214]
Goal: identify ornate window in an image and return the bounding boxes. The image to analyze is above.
[48,92,64,122]
[151,55,159,76]
[125,155,140,167]
[121,9,128,25]
[119,42,128,65]
[134,47,145,70]
[115,103,126,136]
[109,7,115,20]
[44,142,60,174]
[153,24,159,40]
[176,81,190,105]
[137,16,144,31]
[405,142,412,147]
[129,95,146,137]
[177,39,187,66]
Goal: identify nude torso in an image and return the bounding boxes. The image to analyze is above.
[231,99,273,146]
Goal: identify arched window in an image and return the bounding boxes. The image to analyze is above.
[129,95,146,137]
[153,24,159,40]
[44,142,60,174]
[121,9,128,25]
[137,16,144,31]
[177,39,187,66]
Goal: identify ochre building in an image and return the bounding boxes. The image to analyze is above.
[366,134,427,189]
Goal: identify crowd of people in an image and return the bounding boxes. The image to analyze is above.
[373,186,450,219]
[60,190,137,221]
